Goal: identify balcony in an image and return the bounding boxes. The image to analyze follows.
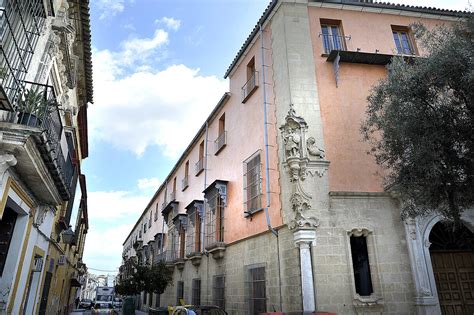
[214,132,226,155]
[181,176,189,191]
[0,82,74,203]
[169,190,176,202]
[0,0,47,110]
[241,71,258,103]
[321,33,348,55]
[195,158,204,176]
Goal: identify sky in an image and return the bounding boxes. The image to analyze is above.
[82,0,470,275]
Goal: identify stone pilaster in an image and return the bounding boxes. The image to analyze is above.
[294,228,317,312]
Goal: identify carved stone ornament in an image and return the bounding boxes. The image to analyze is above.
[280,104,309,181]
[306,137,325,159]
[34,205,50,226]
[288,192,319,230]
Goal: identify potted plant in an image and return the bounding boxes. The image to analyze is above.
[17,88,56,127]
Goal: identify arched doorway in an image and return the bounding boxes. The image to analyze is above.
[429,222,474,314]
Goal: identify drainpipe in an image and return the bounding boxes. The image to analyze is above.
[260,23,283,312]
[203,121,210,304]
[259,24,276,237]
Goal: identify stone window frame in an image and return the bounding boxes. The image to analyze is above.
[344,228,384,312]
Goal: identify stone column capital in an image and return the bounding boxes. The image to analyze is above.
[293,228,316,247]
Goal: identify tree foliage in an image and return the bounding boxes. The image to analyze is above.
[115,260,173,296]
[361,15,474,223]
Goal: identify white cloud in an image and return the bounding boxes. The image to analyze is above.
[83,223,133,271]
[156,17,181,31]
[97,0,125,20]
[88,191,149,220]
[90,27,228,157]
[137,177,160,190]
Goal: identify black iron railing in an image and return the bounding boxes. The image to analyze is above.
[0,81,73,199]
[195,158,204,175]
[320,34,349,54]
[241,71,258,103]
[215,131,226,154]
[0,0,46,110]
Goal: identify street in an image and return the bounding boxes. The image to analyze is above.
[70,309,148,315]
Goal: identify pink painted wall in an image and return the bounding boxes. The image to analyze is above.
[308,7,454,192]
[138,24,282,247]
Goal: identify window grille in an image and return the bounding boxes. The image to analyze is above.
[246,266,266,315]
[166,229,179,262]
[243,152,262,214]
[186,206,201,256]
[176,281,184,305]
[192,278,201,306]
[350,235,373,296]
[213,275,225,309]
[206,191,225,246]
[0,0,46,109]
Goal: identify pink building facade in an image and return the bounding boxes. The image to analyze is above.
[122,1,473,314]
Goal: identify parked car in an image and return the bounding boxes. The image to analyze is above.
[79,299,92,309]
[92,302,117,314]
[170,305,227,315]
[112,297,123,308]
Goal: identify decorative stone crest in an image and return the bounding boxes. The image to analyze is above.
[34,205,50,226]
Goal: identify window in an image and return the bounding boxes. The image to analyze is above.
[350,235,373,296]
[186,202,202,256]
[148,211,152,228]
[243,152,262,214]
[242,57,258,103]
[192,278,201,305]
[182,161,189,191]
[320,20,346,54]
[215,113,226,154]
[143,222,147,233]
[206,192,225,245]
[247,265,266,315]
[179,224,185,259]
[176,281,184,305]
[155,293,160,307]
[195,141,205,175]
[213,275,225,309]
[154,204,159,222]
[0,207,17,276]
[0,1,46,109]
[392,26,415,55]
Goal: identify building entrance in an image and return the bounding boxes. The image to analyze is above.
[429,222,474,314]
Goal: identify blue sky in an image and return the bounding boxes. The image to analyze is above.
[82,0,470,274]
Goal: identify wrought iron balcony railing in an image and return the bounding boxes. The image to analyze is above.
[241,71,258,103]
[214,131,226,155]
[181,176,189,191]
[195,158,205,176]
[0,81,73,200]
[320,34,349,54]
[0,0,47,110]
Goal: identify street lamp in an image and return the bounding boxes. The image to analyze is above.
[62,227,75,244]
